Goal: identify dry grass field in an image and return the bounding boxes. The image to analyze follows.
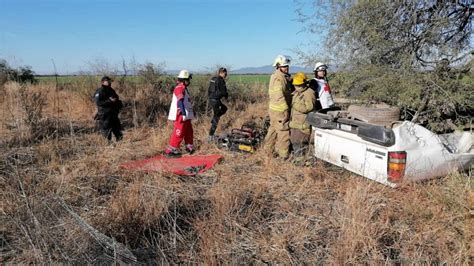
[0,79,472,264]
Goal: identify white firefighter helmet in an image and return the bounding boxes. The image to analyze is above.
[177,69,192,79]
[313,62,328,72]
[272,55,292,67]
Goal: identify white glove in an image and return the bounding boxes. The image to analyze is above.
[182,115,188,121]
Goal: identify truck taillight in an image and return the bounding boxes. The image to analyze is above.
[388,151,406,183]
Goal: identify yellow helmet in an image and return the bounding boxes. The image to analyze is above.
[292,72,308,86]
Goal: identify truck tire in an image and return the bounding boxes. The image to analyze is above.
[348,104,400,127]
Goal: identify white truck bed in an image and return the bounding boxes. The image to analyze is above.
[307,111,473,187]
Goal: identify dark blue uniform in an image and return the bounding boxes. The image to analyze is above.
[94,85,123,141]
[208,76,228,136]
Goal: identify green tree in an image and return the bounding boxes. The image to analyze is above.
[296,0,473,131]
[0,59,38,85]
[0,59,10,86]
[17,66,38,84]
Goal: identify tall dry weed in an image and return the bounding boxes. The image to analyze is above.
[1,80,472,264]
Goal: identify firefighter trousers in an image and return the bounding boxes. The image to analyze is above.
[264,111,290,158]
[290,129,310,160]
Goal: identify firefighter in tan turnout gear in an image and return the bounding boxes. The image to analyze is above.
[289,72,316,164]
[264,55,292,159]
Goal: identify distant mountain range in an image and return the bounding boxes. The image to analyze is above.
[166,65,314,75]
[230,65,314,74]
[40,65,314,76]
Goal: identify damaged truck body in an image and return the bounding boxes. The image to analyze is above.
[306,110,473,187]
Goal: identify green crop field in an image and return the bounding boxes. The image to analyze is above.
[228,74,269,84]
[37,74,271,85]
[36,75,142,83]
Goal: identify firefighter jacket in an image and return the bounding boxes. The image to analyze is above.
[268,70,292,127]
[289,84,316,134]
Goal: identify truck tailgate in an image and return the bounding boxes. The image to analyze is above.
[314,127,393,186]
[314,128,368,173]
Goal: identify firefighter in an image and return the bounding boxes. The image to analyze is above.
[309,62,334,109]
[94,76,123,142]
[165,70,195,157]
[289,72,316,164]
[264,55,292,159]
[208,67,229,141]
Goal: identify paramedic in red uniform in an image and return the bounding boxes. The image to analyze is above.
[165,70,195,157]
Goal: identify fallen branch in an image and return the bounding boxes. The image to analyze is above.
[56,197,137,264]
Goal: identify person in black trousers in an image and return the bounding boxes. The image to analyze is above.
[208,67,229,141]
[94,76,123,142]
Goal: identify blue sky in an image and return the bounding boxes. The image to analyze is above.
[0,0,315,74]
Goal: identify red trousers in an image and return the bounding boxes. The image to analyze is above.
[169,115,193,149]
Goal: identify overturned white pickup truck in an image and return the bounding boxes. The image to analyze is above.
[306,109,473,187]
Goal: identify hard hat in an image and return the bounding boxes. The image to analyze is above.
[292,72,308,86]
[101,76,113,82]
[313,62,328,71]
[272,55,292,67]
[177,70,192,79]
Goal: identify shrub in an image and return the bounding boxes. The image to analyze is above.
[0,59,38,85]
[296,1,472,132]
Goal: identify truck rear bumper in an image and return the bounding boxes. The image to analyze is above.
[308,110,473,187]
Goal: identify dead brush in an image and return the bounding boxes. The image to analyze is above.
[2,83,35,142]
[391,174,473,264]
[1,78,472,264]
[193,149,335,264]
[328,182,392,263]
[18,84,46,137]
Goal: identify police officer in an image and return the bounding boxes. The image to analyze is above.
[208,67,229,141]
[94,76,123,141]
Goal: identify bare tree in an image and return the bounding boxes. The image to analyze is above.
[295,0,473,68]
[86,58,119,77]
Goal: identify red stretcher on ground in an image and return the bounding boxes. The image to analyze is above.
[120,154,223,176]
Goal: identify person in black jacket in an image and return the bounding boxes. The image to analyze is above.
[94,76,123,141]
[208,67,229,141]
